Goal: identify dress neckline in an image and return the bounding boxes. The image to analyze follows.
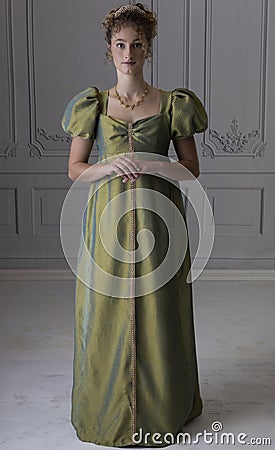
[100,88,165,126]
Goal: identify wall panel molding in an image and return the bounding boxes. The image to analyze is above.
[201,0,268,159]
[0,0,18,158]
[26,0,69,158]
[0,187,18,235]
[206,186,264,236]
[31,187,68,236]
[152,0,190,88]
[36,128,71,145]
[206,118,265,158]
[0,268,275,281]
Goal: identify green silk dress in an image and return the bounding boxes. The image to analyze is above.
[61,86,208,447]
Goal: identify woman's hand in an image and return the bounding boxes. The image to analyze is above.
[105,155,143,183]
[114,159,161,182]
[107,158,161,183]
[105,157,197,183]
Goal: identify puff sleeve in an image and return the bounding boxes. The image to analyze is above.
[61,86,100,140]
[171,88,208,140]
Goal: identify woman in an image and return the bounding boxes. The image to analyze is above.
[61,3,208,447]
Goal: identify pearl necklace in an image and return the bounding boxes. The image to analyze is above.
[115,83,149,110]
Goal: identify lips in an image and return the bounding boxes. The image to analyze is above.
[122,62,136,65]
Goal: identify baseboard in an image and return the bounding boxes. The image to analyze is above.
[0,268,274,281]
[0,269,75,280]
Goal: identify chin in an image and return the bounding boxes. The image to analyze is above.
[119,67,141,76]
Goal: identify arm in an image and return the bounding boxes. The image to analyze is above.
[136,136,200,181]
[68,136,142,182]
[172,135,200,178]
[68,137,93,181]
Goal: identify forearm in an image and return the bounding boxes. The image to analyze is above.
[68,161,109,182]
[154,160,199,180]
[68,156,142,183]
[178,159,200,178]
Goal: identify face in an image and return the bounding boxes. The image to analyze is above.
[109,25,148,75]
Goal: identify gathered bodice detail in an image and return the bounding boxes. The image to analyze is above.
[61,85,208,160]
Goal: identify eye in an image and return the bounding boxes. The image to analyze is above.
[134,42,143,48]
[116,43,125,49]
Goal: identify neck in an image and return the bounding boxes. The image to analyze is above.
[115,73,147,100]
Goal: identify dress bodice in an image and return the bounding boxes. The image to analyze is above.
[61,86,208,161]
[95,89,172,159]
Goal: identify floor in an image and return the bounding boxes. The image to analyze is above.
[0,279,274,449]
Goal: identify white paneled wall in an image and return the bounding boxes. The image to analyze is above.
[0,0,274,268]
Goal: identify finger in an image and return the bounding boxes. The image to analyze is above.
[116,158,141,174]
[115,164,137,180]
[122,173,142,183]
[114,167,128,177]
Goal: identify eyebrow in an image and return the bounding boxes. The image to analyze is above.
[115,38,142,42]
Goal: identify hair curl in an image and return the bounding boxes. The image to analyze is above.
[101,3,157,59]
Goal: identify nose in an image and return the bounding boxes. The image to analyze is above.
[125,45,133,60]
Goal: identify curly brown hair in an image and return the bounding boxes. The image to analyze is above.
[101,3,157,59]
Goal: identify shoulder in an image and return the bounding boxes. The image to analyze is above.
[169,87,208,138]
[160,87,206,112]
[170,87,207,118]
[65,86,100,106]
[62,86,100,121]
[61,86,101,140]
[170,87,204,107]
[159,87,200,98]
